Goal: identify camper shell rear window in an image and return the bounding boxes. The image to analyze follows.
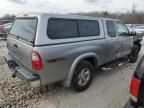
[10,18,37,43]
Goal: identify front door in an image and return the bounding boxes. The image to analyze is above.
[115,21,133,57]
[104,20,121,63]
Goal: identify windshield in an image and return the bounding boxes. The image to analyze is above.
[10,18,37,42]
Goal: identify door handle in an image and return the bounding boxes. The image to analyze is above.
[14,44,18,48]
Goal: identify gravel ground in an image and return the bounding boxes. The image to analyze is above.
[0,39,144,108]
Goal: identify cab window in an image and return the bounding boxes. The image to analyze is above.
[106,21,116,37]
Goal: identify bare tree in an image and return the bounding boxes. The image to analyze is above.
[132,3,137,15]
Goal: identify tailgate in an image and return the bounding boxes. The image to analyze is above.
[7,18,37,71]
[7,36,33,70]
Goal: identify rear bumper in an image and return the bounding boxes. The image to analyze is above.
[4,54,41,87]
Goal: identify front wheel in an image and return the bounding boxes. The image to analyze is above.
[128,45,139,63]
[71,61,94,92]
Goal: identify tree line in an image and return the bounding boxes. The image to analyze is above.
[76,4,144,24]
[0,4,144,24]
[1,11,144,24]
[77,11,144,24]
[0,14,15,25]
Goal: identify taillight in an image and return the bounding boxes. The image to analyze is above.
[32,51,42,70]
[130,76,141,102]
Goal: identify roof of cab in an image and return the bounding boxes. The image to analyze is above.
[16,12,120,21]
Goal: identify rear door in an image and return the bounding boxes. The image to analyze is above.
[104,19,121,63]
[7,18,37,70]
[115,21,133,57]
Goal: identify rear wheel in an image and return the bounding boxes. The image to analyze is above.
[128,45,139,63]
[72,61,94,92]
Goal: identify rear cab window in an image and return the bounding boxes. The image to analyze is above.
[106,20,116,37]
[78,20,100,36]
[9,18,37,44]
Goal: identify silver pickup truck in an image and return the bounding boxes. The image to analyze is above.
[5,13,142,92]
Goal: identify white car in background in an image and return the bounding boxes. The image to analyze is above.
[126,24,135,32]
[126,24,144,36]
[134,26,144,36]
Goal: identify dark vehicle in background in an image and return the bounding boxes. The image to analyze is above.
[0,22,13,39]
[3,22,13,32]
[0,25,6,36]
[125,56,144,108]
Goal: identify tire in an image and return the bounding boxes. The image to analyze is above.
[72,61,94,92]
[128,45,139,63]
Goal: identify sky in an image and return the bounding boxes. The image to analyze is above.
[0,0,144,16]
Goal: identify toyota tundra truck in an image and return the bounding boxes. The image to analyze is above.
[5,13,142,92]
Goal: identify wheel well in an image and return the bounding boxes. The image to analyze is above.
[134,42,141,52]
[83,57,97,67]
[63,56,98,88]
